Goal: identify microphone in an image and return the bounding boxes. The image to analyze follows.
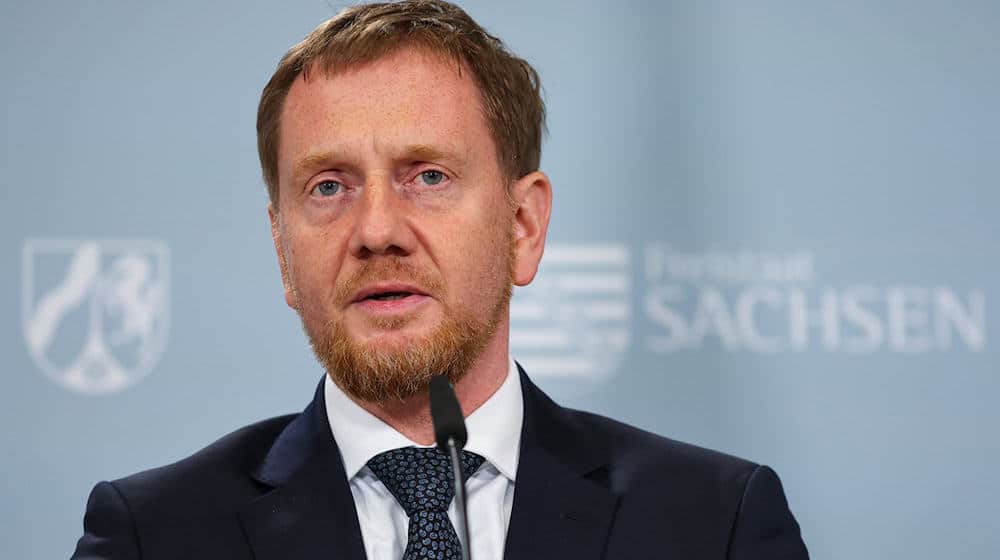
[429,375,472,560]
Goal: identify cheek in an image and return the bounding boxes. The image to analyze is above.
[286,233,345,293]
[448,214,514,293]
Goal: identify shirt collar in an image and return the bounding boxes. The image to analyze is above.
[324,355,523,482]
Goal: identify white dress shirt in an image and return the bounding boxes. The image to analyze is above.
[324,356,523,560]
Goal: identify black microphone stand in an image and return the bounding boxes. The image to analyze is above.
[444,434,471,560]
[429,375,473,560]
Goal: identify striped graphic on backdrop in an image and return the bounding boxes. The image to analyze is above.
[511,244,631,381]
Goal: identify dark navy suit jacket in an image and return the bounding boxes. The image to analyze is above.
[72,370,809,559]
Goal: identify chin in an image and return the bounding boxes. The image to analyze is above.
[357,313,439,338]
[357,331,429,354]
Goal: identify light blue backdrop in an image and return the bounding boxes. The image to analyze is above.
[2,1,997,558]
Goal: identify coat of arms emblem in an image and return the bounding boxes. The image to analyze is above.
[510,244,631,391]
[22,239,169,395]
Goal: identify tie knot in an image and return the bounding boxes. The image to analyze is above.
[366,447,485,516]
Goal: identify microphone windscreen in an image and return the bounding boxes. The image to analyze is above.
[429,375,468,450]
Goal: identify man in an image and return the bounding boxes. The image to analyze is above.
[73,1,809,558]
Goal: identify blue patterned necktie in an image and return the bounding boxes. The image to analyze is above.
[366,446,486,560]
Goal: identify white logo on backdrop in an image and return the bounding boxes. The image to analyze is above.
[510,244,631,381]
[643,245,986,354]
[513,243,986,382]
[22,239,170,395]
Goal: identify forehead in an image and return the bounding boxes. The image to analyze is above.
[277,46,494,177]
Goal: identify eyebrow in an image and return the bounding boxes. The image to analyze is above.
[292,152,338,180]
[289,150,350,188]
[403,144,466,166]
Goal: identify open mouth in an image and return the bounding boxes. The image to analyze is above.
[364,291,414,301]
[352,285,429,310]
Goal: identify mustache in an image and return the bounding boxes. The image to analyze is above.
[335,258,444,305]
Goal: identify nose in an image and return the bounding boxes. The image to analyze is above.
[347,174,415,258]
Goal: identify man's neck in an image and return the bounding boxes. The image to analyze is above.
[343,333,511,446]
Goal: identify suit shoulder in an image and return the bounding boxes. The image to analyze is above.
[547,410,806,557]
[564,407,758,480]
[111,414,296,507]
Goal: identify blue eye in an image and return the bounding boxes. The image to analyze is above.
[313,180,342,196]
[419,170,446,186]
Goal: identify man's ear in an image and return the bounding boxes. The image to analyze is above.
[269,203,298,310]
[509,171,553,286]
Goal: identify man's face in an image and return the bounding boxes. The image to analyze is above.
[270,47,524,402]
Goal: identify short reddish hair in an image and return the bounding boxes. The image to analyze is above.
[257,0,546,208]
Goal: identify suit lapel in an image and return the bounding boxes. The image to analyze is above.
[236,369,619,560]
[504,368,619,559]
[238,380,367,560]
